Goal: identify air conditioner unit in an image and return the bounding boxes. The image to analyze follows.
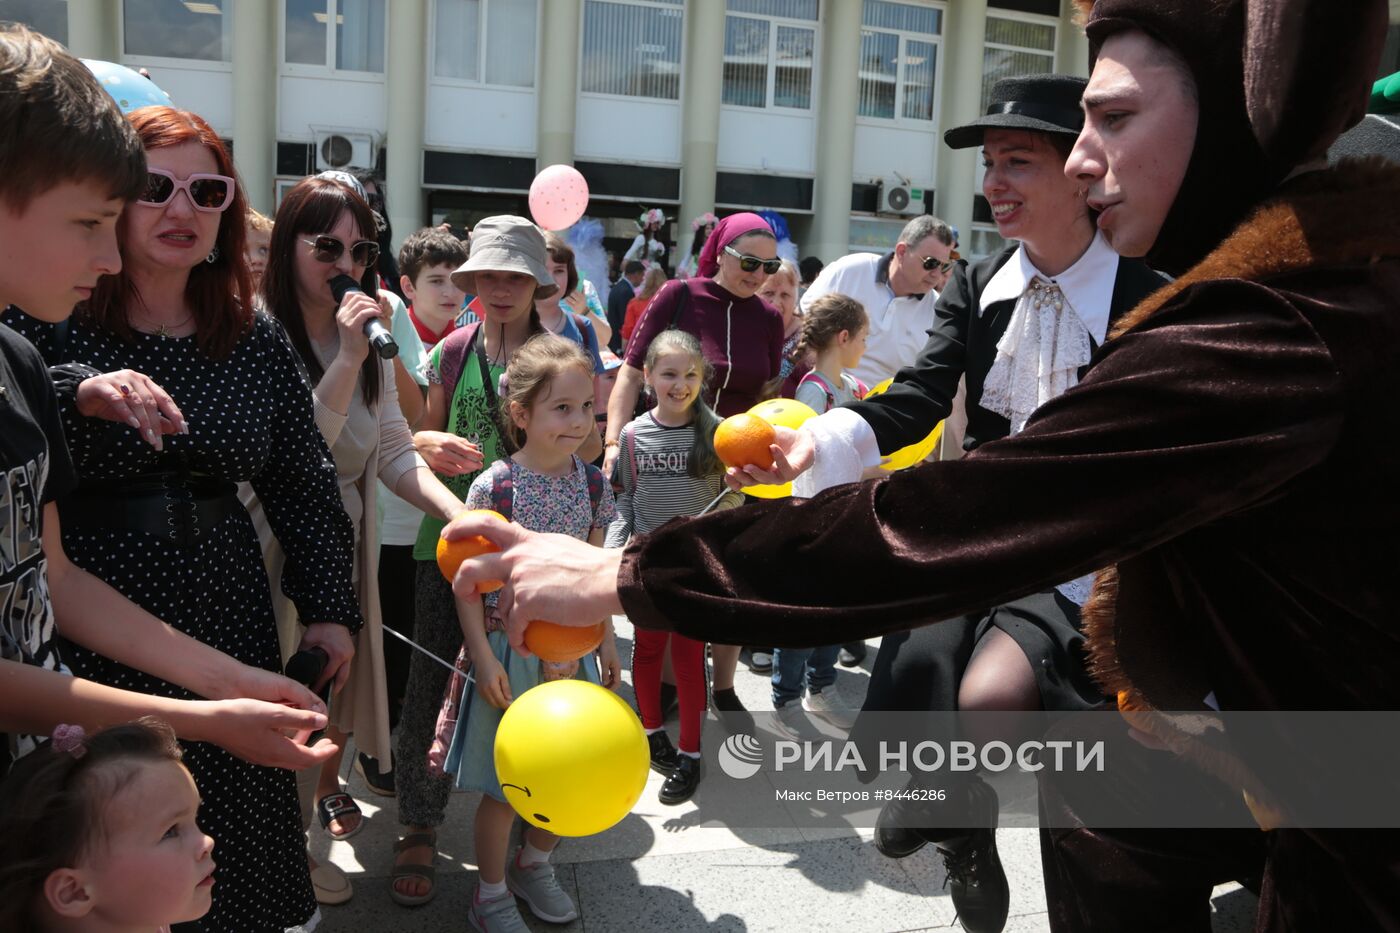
[312,128,379,173]
[881,174,926,216]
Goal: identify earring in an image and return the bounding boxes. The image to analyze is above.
[205,246,219,264]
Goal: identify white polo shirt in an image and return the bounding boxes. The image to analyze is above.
[798,251,939,386]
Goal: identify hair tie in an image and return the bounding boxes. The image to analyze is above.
[51,724,87,760]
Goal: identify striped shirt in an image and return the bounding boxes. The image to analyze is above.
[605,412,742,547]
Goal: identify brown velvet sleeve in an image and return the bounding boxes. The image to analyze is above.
[618,279,1344,645]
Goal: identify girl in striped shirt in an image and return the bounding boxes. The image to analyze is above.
[606,330,741,805]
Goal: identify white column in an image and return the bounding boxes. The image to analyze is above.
[808,0,861,261]
[934,0,987,244]
[1055,0,1091,78]
[677,0,725,259]
[385,0,428,247]
[231,0,278,215]
[66,0,120,61]
[537,0,582,170]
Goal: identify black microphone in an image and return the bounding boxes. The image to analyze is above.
[329,274,398,359]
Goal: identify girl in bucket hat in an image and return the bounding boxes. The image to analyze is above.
[390,215,562,907]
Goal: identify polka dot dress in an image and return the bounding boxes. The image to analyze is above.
[12,312,361,933]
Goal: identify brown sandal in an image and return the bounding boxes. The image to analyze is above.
[389,831,437,907]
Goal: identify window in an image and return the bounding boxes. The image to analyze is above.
[857,0,942,122]
[722,0,818,111]
[0,0,67,45]
[980,14,1055,111]
[124,0,229,62]
[284,0,385,73]
[580,0,683,100]
[434,0,537,87]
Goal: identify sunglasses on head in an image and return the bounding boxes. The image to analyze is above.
[301,234,379,267]
[723,245,781,275]
[919,255,956,274]
[136,168,236,212]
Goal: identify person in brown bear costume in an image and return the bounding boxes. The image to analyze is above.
[442,1,1400,929]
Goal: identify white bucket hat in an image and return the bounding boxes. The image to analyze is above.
[451,215,558,300]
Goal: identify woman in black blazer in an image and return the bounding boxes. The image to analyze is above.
[788,74,1167,933]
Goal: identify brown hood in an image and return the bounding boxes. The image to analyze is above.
[1077,0,1388,275]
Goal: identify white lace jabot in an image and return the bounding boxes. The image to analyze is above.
[978,234,1119,606]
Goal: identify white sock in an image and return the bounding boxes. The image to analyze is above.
[517,842,551,867]
[477,878,508,901]
[679,750,702,759]
[644,726,664,735]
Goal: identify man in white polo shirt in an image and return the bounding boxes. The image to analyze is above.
[799,214,956,386]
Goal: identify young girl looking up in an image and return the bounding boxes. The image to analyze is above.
[605,330,741,805]
[391,216,555,906]
[793,294,870,415]
[443,334,620,932]
[0,719,215,933]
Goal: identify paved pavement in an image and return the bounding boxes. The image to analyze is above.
[311,619,1260,932]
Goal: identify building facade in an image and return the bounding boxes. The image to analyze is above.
[8,0,1400,264]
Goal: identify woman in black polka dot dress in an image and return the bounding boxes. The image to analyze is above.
[5,109,361,932]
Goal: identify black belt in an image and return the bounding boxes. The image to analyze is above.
[62,472,243,548]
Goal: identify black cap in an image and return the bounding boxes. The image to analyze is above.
[943,74,1088,150]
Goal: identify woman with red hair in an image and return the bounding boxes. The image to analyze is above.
[5,106,360,933]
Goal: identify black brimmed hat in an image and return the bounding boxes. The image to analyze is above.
[943,74,1088,150]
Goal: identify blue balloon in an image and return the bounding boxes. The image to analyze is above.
[755,209,790,243]
[83,60,172,114]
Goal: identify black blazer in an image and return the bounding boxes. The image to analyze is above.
[853,244,1167,454]
[606,278,635,352]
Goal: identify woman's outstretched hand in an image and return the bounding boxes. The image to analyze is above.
[75,369,188,451]
[443,515,625,656]
[723,424,816,491]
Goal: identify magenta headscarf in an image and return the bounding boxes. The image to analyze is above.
[697,212,775,278]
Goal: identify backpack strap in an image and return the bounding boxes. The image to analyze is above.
[797,370,837,412]
[584,458,606,520]
[485,459,514,522]
[438,321,482,402]
[852,376,869,400]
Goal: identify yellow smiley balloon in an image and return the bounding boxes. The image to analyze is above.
[863,378,944,471]
[741,397,819,499]
[494,680,649,837]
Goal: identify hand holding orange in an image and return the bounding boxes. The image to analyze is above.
[713,413,777,471]
[436,508,507,591]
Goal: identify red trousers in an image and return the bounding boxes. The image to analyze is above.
[631,628,706,754]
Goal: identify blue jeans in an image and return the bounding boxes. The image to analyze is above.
[771,644,840,708]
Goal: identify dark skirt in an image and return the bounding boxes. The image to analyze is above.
[853,587,1106,738]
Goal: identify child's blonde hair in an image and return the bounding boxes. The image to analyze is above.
[793,293,868,363]
[643,329,723,478]
[246,208,273,235]
[502,333,595,451]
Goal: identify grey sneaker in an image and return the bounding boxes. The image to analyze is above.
[802,689,856,730]
[506,857,579,923]
[467,885,530,933]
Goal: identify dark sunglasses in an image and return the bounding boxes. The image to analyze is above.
[723,245,781,275]
[920,255,956,275]
[136,168,236,212]
[302,234,380,267]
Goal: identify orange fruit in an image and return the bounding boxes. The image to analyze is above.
[524,620,606,663]
[713,413,777,471]
[436,509,507,591]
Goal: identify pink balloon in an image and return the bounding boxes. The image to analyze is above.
[529,164,590,231]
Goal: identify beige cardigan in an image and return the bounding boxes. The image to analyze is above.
[242,352,427,764]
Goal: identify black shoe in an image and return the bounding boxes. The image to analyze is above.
[711,687,754,734]
[659,681,679,721]
[748,648,773,674]
[355,752,396,797]
[874,795,929,859]
[659,755,701,805]
[647,731,680,775]
[938,780,1008,933]
[838,642,867,666]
